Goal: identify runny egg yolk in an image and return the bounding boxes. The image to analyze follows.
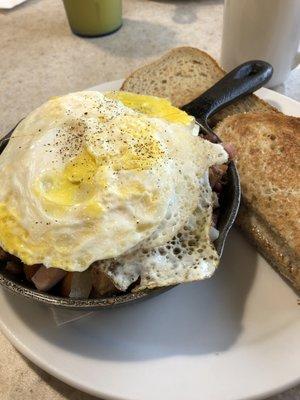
[106,91,193,125]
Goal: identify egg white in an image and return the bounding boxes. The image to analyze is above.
[0,90,228,278]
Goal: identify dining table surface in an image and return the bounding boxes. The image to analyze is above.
[0,1,299,399]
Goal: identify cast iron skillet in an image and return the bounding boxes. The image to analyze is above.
[0,60,273,309]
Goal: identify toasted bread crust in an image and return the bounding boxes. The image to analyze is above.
[237,203,300,290]
[216,113,300,290]
[121,46,278,124]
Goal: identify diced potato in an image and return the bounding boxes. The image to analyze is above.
[60,270,92,298]
[91,266,118,296]
[32,266,66,292]
[24,264,41,282]
[60,272,73,297]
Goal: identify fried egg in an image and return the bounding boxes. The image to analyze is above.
[0,90,227,289]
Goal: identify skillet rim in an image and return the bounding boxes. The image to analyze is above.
[0,120,240,310]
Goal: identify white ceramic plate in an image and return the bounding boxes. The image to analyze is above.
[0,81,299,400]
[0,0,27,9]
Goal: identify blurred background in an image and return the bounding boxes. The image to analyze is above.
[1,0,299,135]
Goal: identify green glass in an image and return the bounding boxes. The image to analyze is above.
[63,0,122,37]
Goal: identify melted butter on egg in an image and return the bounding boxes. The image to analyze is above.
[35,114,164,218]
[106,91,193,125]
[35,149,103,217]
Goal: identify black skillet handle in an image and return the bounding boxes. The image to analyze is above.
[0,123,20,153]
[182,60,273,121]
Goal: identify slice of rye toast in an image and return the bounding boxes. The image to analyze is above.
[215,113,300,291]
[121,47,279,125]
